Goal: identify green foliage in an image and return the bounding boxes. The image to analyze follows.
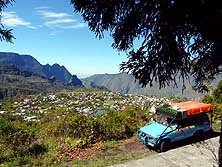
[96,108,148,141]
[41,107,149,147]
[0,91,152,166]
[0,63,82,99]
[202,95,214,104]
[212,80,222,104]
[0,0,15,43]
[202,80,222,104]
[157,106,179,117]
[56,113,92,139]
[0,116,13,134]
[0,116,36,164]
[202,79,222,105]
[202,80,222,130]
[0,73,76,100]
[71,0,222,91]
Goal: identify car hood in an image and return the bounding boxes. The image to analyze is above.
[140,122,176,138]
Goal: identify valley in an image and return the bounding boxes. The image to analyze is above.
[0,52,220,166]
[0,89,177,166]
[0,0,221,166]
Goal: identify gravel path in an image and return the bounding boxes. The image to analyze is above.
[109,137,219,167]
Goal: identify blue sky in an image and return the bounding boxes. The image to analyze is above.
[0,0,128,78]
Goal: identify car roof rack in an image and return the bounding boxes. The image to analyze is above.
[157,101,213,119]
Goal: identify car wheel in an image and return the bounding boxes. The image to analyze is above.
[193,130,205,143]
[160,139,171,152]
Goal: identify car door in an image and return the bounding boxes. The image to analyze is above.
[185,116,197,137]
[171,119,189,141]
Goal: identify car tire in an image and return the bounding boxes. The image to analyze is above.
[193,130,205,143]
[160,139,171,152]
[143,137,148,147]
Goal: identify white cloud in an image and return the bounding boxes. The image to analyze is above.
[36,8,86,30]
[34,6,50,10]
[48,23,87,29]
[61,23,87,29]
[2,11,36,29]
[37,10,71,19]
[45,18,77,26]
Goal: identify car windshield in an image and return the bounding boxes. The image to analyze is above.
[157,114,175,126]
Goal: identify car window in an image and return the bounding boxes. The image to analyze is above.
[196,113,210,124]
[186,113,209,126]
[185,116,195,126]
[177,118,187,128]
[166,117,177,125]
[174,113,210,128]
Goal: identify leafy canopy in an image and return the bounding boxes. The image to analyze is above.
[0,0,14,43]
[71,0,222,92]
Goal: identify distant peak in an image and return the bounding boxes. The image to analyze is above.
[52,63,60,66]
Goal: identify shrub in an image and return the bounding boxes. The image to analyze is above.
[213,80,222,104]
[40,107,150,146]
[0,116,36,163]
[202,95,213,103]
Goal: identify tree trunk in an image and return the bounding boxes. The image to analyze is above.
[219,120,222,167]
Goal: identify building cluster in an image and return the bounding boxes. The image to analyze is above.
[0,91,171,122]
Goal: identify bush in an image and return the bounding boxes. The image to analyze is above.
[213,80,222,103]
[0,102,151,165]
[40,107,150,146]
[202,80,222,130]
[202,95,213,103]
[0,116,36,163]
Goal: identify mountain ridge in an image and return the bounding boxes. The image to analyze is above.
[82,72,215,100]
[0,64,76,99]
[0,52,83,87]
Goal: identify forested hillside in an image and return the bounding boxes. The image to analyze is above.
[83,73,216,100]
[0,52,83,86]
[0,64,74,99]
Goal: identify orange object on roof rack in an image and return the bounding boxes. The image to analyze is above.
[170,101,213,116]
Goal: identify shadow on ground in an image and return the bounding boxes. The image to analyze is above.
[171,130,220,150]
[145,130,220,152]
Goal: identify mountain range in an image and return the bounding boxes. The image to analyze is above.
[0,52,83,86]
[82,73,220,100]
[0,51,219,100]
[0,64,77,99]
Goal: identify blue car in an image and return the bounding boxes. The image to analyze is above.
[138,101,213,152]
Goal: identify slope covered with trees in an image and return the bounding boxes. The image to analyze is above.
[0,64,76,99]
[0,52,83,86]
[83,73,212,100]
